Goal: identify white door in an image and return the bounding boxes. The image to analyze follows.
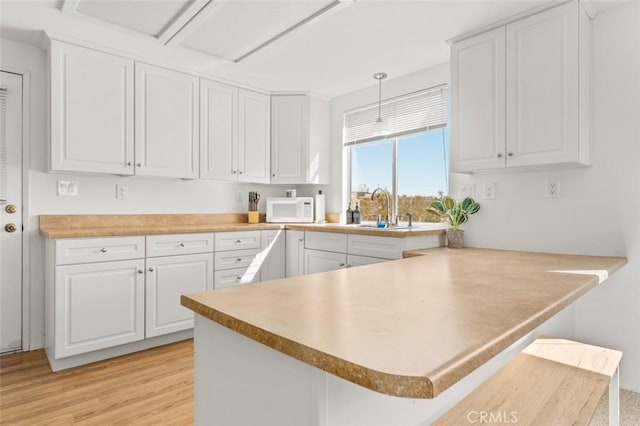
[271,95,307,184]
[285,230,305,278]
[304,249,346,275]
[260,230,285,282]
[238,89,270,183]
[0,71,23,354]
[135,63,199,179]
[200,79,237,181]
[505,2,579,167]
[54,259,145,358]
[450,27,506,172]
[49,41,134,175]
[145,253,213,338]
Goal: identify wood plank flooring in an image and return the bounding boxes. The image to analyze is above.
[0,340,193,425]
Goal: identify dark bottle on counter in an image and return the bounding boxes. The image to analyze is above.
[346,203,353,224]
[353,203,361,224]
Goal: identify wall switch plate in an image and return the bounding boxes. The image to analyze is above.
[483,182,496,200]
[458,184,475,199]
[57,180,78,196]
[545,180,560,199]
[116,184,128,200]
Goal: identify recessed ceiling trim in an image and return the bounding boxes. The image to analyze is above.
[157,0,211,45]
[166,0,230,48]
[234,0,353,63]
[60,0,80,15]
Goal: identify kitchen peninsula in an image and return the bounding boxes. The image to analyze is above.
[182,247,626,425]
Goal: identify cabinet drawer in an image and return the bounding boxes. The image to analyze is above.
[305,231,347,253]
[215,248,259,271]
[214,266,260,289]
[347,254,388,268]
[55,236,145,265]
[347,234,404,260]
[215,231,261,251]
[146,233,214,257]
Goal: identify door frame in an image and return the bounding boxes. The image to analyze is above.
[0,66,31,352]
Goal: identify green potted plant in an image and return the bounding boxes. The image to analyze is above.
[428,193,480,248]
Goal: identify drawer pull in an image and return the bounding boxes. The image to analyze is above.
[179,243,185,247]
[148,267,155,272]
[235,276,241,281]
[235,239,242,244]
[100,248,107,253]
[236,258,242,262]
[138,269,144,274]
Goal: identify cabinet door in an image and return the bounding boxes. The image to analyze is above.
[304,249,346,275]
[286,230,305,278]
[200,79,237,180]
[238,89,270,183]
[347,254,386,268]
[450,27,506,172]
[50,41,134,174]
[54,259,144,358]
[135,63,199,178]
[261,230,285,282]
[145,253,213,338]
[506,2,579,167]
[271,95,307,184]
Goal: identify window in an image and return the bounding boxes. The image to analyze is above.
[344,85,449,223]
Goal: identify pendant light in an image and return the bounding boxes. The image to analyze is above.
[372,72,390,136]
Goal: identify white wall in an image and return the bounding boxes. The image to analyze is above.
[320,2,640,391]
[0,38,289,350]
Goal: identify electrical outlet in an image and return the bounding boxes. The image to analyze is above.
[57,180,78,196]
[545,181,560,199]
[483,182,496,200]
[116,184,128,200]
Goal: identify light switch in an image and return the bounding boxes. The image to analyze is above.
[57,180,78,196]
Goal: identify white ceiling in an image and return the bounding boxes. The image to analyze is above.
[0,0,629,98]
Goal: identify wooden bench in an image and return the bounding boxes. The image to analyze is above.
[435,338,622,425]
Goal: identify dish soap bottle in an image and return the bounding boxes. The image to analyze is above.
[353,202,361,224]
[346,203,353,224]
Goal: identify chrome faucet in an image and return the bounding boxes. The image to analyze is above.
[371,187,393,226]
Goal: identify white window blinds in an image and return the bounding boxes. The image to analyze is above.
[344,84,448,146]
[0,87,7,203]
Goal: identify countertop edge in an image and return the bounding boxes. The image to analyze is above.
[181,295,436,399]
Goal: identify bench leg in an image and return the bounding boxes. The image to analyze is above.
[609,367,620,426]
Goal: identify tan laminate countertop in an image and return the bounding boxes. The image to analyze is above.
[39,214,446,239]
[181,247,627,399]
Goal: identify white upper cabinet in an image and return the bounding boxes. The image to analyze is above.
[49,41,135,174]
[271,95,330,184]
[450,28,506,172]
[450,2,590,173]
[238,88,271,183]
[200,79,237,180]
[135,63,199,178]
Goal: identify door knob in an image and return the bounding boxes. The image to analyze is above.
[4,223,17,233]
[5,204,17,214]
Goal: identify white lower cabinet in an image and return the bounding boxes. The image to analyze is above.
[214,230,267,289]
[54,259,145,358]
[305,249,347,274]
[286,230,305,278]
[145,253,213,338]
[261,230,286,282]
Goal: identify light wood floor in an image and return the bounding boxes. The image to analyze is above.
[0,340,194,425]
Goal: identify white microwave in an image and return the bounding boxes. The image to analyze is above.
[266,197,314,223]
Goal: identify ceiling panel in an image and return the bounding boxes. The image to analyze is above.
[179,0,335,61]
[76,0,193,37]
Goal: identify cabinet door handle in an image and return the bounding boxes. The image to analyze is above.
[508,152,514,157]
[272,174,276,177]
[346,264,352,268]
[127,161,132,166]
[148,267,154,272]
[138,269,144,274]
[235,276,241,282]
[298,238,304,242]
[339,263,346,267]
[232,170,237,175]
[235,239,242,243]
[137,162,142,167]
[179,243,185,247]
[100,248,107,253]
[239,171,243,175]
[496,153,503,158]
